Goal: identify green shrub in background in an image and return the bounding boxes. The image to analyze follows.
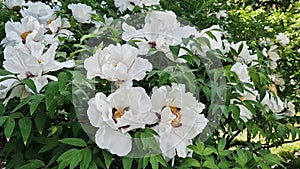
[0,0,299,168]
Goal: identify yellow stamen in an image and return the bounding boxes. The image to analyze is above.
[47,19,54,25]
[269,84,278,96]
[38,58,42,64]
[169,106,182,128]
[20,31,31,42]
[113,108,125,118]
[238,97,244,101]
[12,6,21,11]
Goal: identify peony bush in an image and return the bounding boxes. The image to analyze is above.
[0,0,299,168]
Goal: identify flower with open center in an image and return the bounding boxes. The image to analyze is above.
[84,44,152,88]
[87,87,157,156]
[4,0,25,10]
[122,10,197,63]
[3,42,74,93]
[151,83,208,159]
[1,16,45,46]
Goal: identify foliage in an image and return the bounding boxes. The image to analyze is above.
[0,0,299,168]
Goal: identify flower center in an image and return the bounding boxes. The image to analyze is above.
[20,31,32,43]
[47,19,54,25]
[12,6,21,11]
[269,84,278,96]
[38,58,42,64]
[112,107,129,123]
[25,71,36,78]
[169,106,182,128]
[238,97,244,101]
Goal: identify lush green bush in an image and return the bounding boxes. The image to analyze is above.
[0,0,299,168]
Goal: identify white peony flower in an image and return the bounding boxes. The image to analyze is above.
[216,10,227,19]
[284,100,296,117]
[262,45,280,70]
[84,44,152,88]
[231,87,259,122]
[231,41,258,64]
[47,16,73,38]
[230,62,251,83]
[298,48,300,53]
[186,25,224,56]
[68,3,96,23]
[114,0,160,12]
[1,16,45,46]
[87,87,157,156]
[122,10,197,63]
[261,91,284,113]
[0,75,20,99]
[4,0,25,10]
[3,42,74,92]
[20,1,56,24]
[151,83,208,159]
[275,33,290,47]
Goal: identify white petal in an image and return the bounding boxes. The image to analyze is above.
[95,126,132,156]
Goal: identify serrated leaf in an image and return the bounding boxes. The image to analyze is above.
[19,117,32,145]
[4,117,15,141]
[59,138,87,147]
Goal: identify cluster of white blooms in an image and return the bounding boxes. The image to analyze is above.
[82,5,297,158]
[84,10,210,159]
[0,1,75,103]
[2,0,296,161]
[114,0,160,12]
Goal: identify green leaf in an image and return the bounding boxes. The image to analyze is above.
[58,138,87,147]
[150,156,159,169]
[18,160,45,169]
[0,116,7,126]
[80,149,92,169]
[4,117,15,141]
[236,149,248,166]
[230,104,240,121]
[45,81,59,110]
[180,158,200,168]
[203,157,219,169]
[203,147,216,156]
[122,157,133,169]
[38,141,59,153]
[58,72,71,92]
[102,150,113,169]
[22,78,37,94]
[34,112,46,135]
[12,95,33,112]
[218,138,226,152]
[19,117,32,145]
[0,69,13,76]
[30,94,44,115]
